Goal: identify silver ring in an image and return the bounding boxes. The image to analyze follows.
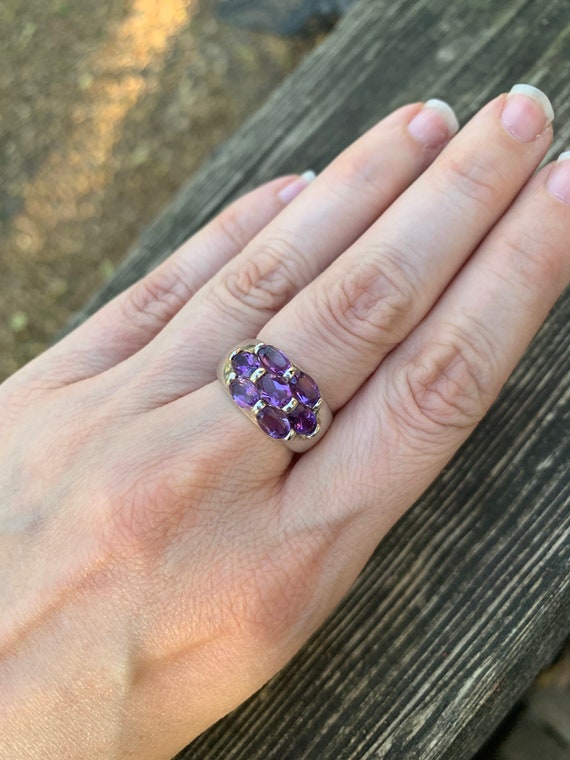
[217,341,333,453]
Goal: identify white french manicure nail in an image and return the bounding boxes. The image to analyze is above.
[278,170,317,204]
[547,150,570,204]
[300,170,317,183]
[408,98,459,149]
[501,83,554,142]
[508,84,554,124]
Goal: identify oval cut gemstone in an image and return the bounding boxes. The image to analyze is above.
[257,373,292,408]
[231,351,260,377]
[288,404,318,436]
[257,407,290,439]
[229,378,260,408]
[258,344,291,374]
[290,371,320,407]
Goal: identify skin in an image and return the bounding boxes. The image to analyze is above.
[1,91,569,759]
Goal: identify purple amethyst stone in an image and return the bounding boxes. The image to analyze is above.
[231,351,260,378]
[257,373,292,408]
[288,405,318,436]
[257,407,291,439]
[229,378,260,408]
[290,372,321,408]
[258,344,290,374]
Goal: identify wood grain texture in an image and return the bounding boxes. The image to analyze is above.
[65,0,570,757]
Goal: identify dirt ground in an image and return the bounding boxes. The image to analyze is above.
[0,0,314,380]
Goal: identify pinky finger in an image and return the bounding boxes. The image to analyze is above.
[14,173,314,389]
[315,154,570,539]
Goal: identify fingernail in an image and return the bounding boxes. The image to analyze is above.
[546,151,570,205]
[500,83,554,143]
[278,170,317,204]
[407,99,459,149]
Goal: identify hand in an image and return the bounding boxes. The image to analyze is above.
[1,85,568,759]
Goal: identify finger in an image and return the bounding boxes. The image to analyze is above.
[257,85,554,411]
[305,150,570,544]
[9,175,306,391]
[124,100,459,405]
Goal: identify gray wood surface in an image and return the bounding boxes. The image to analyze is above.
[67,0,570,757]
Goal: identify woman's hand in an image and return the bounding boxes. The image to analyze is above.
[1,85,568,760]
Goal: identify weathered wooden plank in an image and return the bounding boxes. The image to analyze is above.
[64,0,570,757]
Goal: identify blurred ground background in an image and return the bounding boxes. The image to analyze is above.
[0,0,317,379]
[0,0,568,755]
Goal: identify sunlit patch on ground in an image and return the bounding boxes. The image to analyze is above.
[0,0,314,379]
[14,0,194,254]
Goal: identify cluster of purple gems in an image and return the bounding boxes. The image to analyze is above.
[227,344,321,440]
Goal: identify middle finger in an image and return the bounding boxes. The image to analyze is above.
[119,100,459,406]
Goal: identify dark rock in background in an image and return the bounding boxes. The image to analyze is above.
[473,641,570,760]
[215,0,358,36]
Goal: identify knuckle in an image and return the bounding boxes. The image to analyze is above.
[218,236,309,316]
[214,203,252,252]
[311,251,419,351]
[438,151,504,214]
[222,525,335,643]
[120,264,192,331]
[391,324,497,440]
[0,378,49,426]
[328,148,387,200]
[112,485,184,558]
[501,231,564,290]
[106,453,217,557]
